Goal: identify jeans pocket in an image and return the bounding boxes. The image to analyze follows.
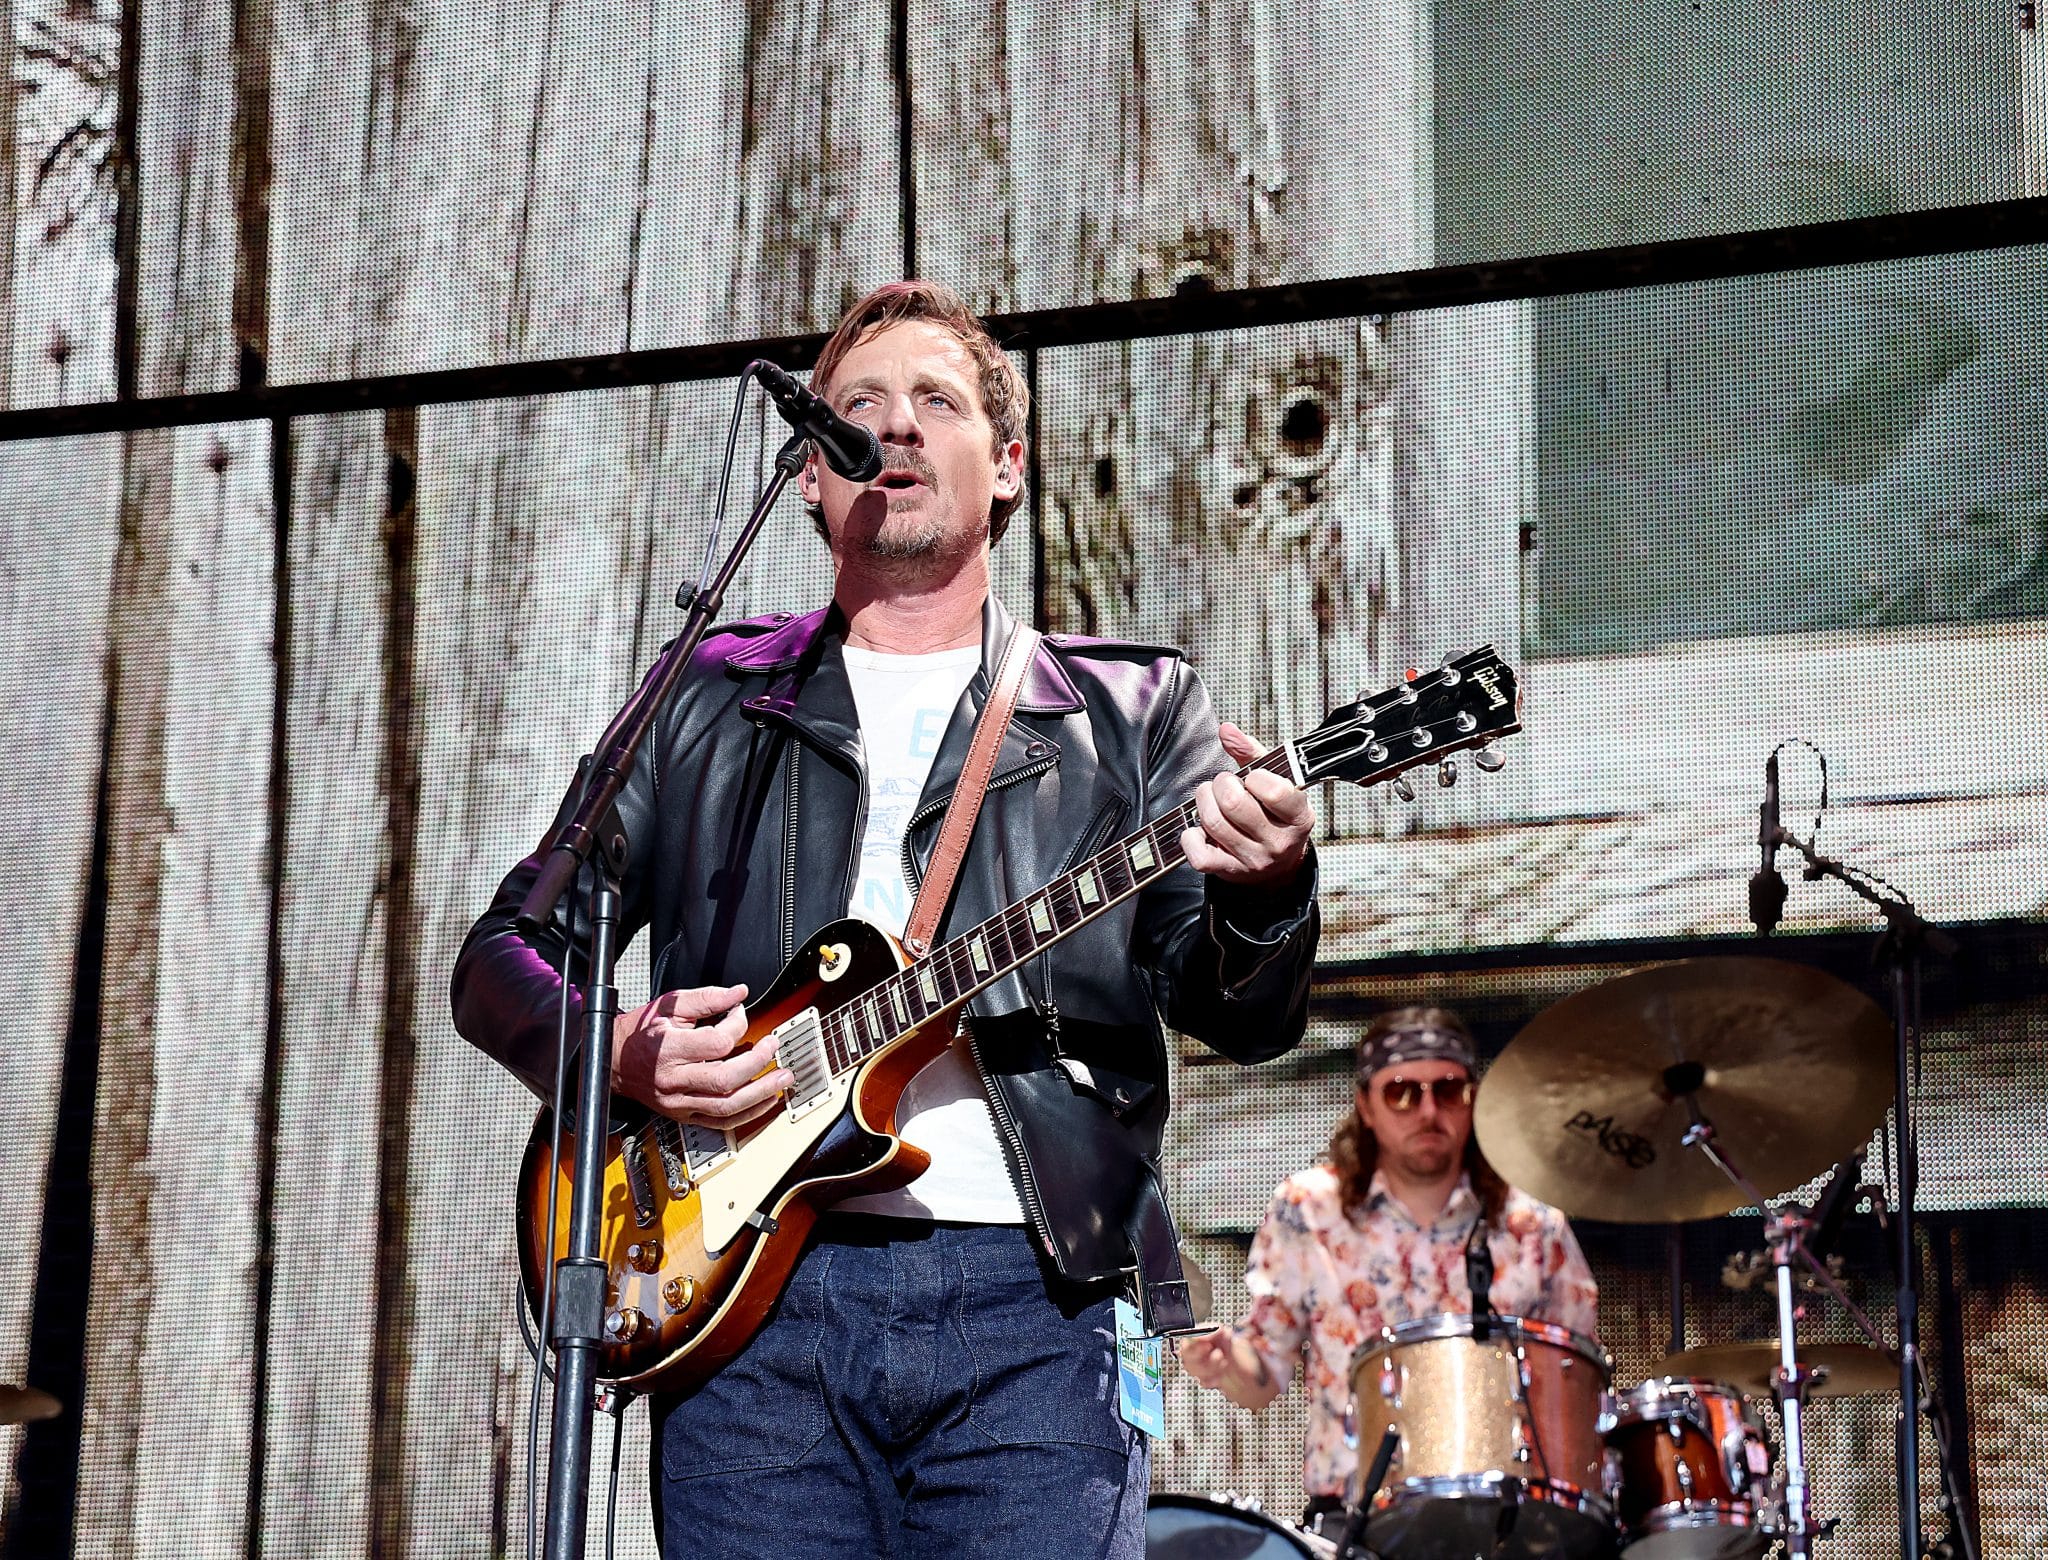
[659,1250,832,1481]
[954,1243,1134,1456]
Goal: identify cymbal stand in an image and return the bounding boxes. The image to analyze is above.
[1768,824,1967,1560]
[1676,1105,1828,1557]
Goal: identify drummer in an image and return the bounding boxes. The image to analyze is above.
[1175,1005,1599,1530]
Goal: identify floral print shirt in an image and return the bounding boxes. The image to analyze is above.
[1229,1165,1600,1497]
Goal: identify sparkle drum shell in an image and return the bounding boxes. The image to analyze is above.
[1607,1377,1775,1559]
[1349,1313,1614,1560]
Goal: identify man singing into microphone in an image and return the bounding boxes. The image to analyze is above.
[452,280,1320,1556]
[1176,1006,1598,1532]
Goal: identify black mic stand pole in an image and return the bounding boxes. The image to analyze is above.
[523,430,811,1560]
[1770,825,1971,1560]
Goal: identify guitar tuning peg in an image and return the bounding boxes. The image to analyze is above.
[1474,744,1506,773]
[1392,775,1417,803]
[1436,653,1461,686]
[1437,759,1458,788]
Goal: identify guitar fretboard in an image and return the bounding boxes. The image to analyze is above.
[816,745,1297,1076]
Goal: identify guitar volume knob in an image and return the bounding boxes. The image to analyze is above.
[605,1307,648,1342]
[627,1239,661,1273]
[663,1276,697,1313]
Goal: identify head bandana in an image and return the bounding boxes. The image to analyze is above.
[1355,1022,1477,1083]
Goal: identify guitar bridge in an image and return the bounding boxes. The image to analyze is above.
[652,1118,691,1195]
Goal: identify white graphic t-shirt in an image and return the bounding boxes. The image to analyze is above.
[831,644,1026,1224]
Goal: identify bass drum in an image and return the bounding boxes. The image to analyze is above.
[1145,1493,1334,1558]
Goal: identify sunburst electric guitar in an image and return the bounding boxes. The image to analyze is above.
[514,646,1522,1392]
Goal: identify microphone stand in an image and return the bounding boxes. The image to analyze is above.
[523,428,811,1560]
[1768,824,1974,1560]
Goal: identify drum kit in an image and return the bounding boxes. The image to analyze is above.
[1152,956,1959,1560]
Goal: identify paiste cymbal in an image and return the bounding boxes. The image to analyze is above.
[0,1384,60,1425]
[1653,1341,1899,1399]
[1474,958,1893,1223]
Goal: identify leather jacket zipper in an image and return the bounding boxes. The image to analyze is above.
[965,1016,1056,1255]
[780,744,800,964]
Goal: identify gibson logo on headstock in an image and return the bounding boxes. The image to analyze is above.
[1473,666,1509,710]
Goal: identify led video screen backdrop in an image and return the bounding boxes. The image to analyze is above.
[3,0,2043,1556]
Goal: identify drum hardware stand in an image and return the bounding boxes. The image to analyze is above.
[1332,1424,1402,1560]
[1674,1100,1837,1558]
[1768,823,1975,1560]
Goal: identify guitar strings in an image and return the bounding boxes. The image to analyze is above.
[818,746,1300,1070]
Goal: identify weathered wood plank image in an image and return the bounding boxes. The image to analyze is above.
[7,0,120,407]
[1035,319,1402,841]
[908,0,1432,308]
[267,0,900,386]
[72,422,274,1558]
[10,0,2039,409]
[0,0,2042,1550]
[0,433,120,1532]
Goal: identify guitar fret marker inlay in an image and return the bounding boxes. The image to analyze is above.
[1029,899,1053,936]
[1076,869,1099,906]
[970,936,990,974]
[918,968,939,1007]
[1130,839,1155,873]
[890,984,909,1025]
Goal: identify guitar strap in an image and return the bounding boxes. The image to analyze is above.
[900,623,1041,960]
[896,620,1204,1338]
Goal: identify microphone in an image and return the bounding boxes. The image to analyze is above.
[752,361,884,482]
[1748,749,1787,937]
[1466,1219,1496,1341]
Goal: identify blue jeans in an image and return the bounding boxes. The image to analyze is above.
[651,1219,1148,1558]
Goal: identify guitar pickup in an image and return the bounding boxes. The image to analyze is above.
[770,1007,831,1120]
[621,1134,658,1228]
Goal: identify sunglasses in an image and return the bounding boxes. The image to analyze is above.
[1372,1075,1475,1113]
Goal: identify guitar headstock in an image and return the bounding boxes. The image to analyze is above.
[1293,647,1520,792]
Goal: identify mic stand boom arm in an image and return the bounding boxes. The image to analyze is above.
[524,431,811,1560]
[1770,826,1972,1560]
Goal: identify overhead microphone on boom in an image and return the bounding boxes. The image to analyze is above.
[751,360,884,482]
[1748,748,1787,936]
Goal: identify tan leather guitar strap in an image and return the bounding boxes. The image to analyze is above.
[900,624,1042,960]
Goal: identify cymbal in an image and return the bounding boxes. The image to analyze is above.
[1652,1341,1899,1399]
[0,1385,60,1425]
[1474,958,1893,1223]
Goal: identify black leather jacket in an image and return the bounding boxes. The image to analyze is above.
[450,596,1318,1304]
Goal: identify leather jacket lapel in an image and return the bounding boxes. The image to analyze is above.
[728,605,865,949]
[910,598,1082,822]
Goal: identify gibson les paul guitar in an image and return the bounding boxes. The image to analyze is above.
[514,647,1522,1392]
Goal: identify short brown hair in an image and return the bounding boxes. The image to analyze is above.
[804,280,1029,545]
[1328,1005,1508,1222]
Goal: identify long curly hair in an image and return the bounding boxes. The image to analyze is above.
[1328,1004,1509,1223]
